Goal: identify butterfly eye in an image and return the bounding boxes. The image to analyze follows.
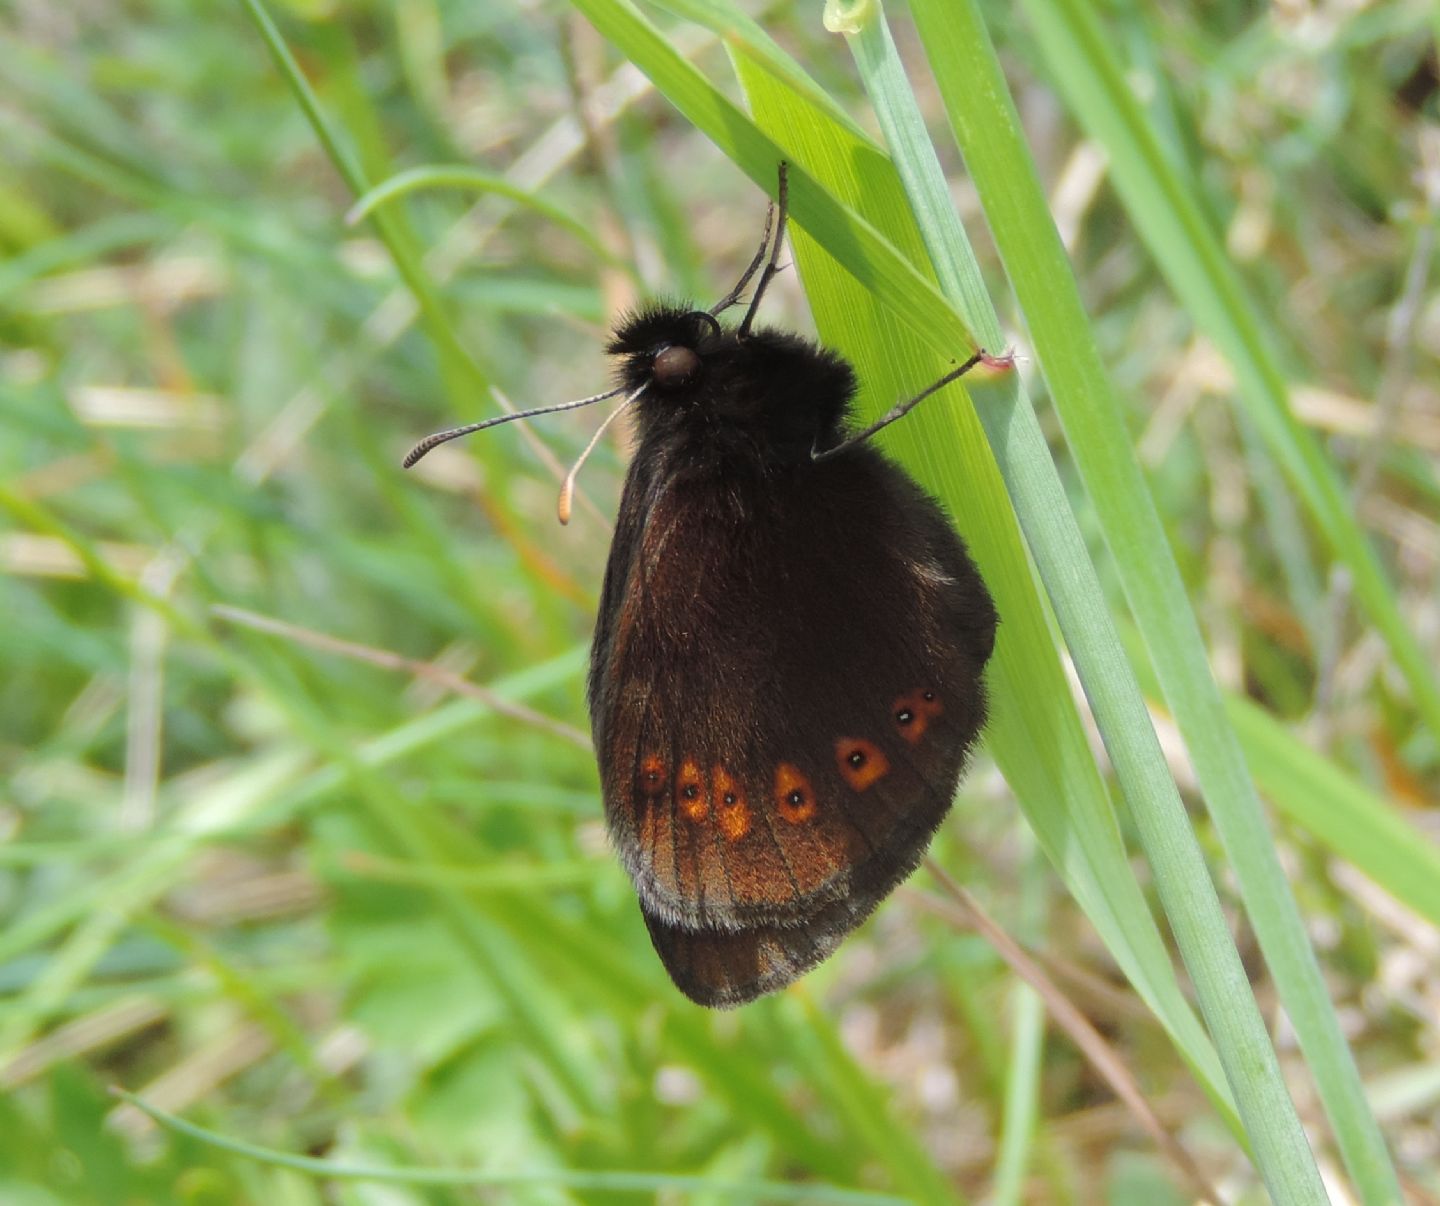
[652,345,701,388]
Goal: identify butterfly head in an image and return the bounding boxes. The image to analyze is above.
[607,303,719,395]
[607,301,854,462]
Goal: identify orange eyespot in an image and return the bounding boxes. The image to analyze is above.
[677,757,709,821]
[835,738,889,791]
[774,763,817,823]
[893,689,943,745]
[639,754,667,797]
[712,765,752,841]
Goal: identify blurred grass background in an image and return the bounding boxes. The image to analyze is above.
[1,0,1438,1202]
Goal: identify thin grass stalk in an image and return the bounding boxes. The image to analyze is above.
[907,0,1401,1199]
[1018,0,1440,744]
[114,1091,908,1203]
[836,4,1328,1198]
[236,0,490,399]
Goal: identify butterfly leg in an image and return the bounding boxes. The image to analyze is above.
[810,349,991,462]
[737,163,790,337]
[709,163,791,324]
[708,200,774,317]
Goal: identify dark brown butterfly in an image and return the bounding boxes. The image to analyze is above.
[407,165,998,1007]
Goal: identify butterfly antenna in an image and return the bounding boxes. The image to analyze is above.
[402,385,628,468]
[811,350,990,462]
[737,164,790,337]
[557,382,647,525]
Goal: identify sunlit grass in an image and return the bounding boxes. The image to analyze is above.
[1,1,1436,1202]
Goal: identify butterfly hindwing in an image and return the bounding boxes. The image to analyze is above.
[639,893,859,1009]
[590,443,994,1005]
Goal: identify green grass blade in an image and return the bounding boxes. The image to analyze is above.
[909,0,1400,1199]
[1230,696,1440,929]
[839,4,1325,1198]
[787,998,968,1206]
[992,984,1045,1206]
[1119,624,1440,930]
[1019,0,1440,743]
[115,1092,907,1204]
[344,166,616,260]
[560,0,979,351]
[236,0,490,400]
